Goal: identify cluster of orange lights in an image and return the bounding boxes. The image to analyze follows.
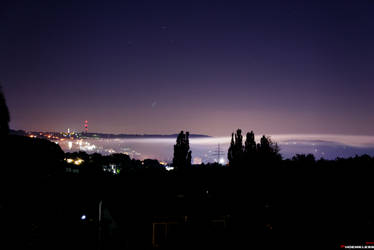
[28,133,68,141]
[65,158,84,165]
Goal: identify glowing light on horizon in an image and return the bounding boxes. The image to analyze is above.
[55,134,374,162]
[219,158,225,164]
[193,157,202,165]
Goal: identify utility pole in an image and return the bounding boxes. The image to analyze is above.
[212,144,225,164]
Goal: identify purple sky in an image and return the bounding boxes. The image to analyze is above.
[1,0,374,136]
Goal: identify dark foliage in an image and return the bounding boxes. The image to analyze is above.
[228,129,282,168]
[0,86,10,137]
[227,129,244,167]
[172,131,192,170]
[2,132,374,249]
[244,131,256,159]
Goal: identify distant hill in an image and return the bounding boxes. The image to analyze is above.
[9,129,27,136]
[9,129,211,139]
[78,132,211,139]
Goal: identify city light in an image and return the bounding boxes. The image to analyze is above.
[65,158,84,165]
[66,158,74,163]
[74,158,84,165]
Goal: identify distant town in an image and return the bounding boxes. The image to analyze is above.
[10,129,211,141]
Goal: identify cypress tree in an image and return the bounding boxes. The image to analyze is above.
[173,131,192,170]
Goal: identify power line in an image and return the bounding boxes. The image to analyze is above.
[211,144,225,163]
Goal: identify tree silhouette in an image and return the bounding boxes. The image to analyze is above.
[227,129,244,167]
[172,131,192,170]
[292,154,315,165]
[257,135,281,162]
[244,131,256,162]
[228,130,282,167]
[0,86,10,137]
[258,136,271,154]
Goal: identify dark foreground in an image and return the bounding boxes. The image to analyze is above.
[1,136,374,249]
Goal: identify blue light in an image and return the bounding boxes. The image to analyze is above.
[81,214,86,220]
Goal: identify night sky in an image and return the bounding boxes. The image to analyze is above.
[1,0,374,136]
